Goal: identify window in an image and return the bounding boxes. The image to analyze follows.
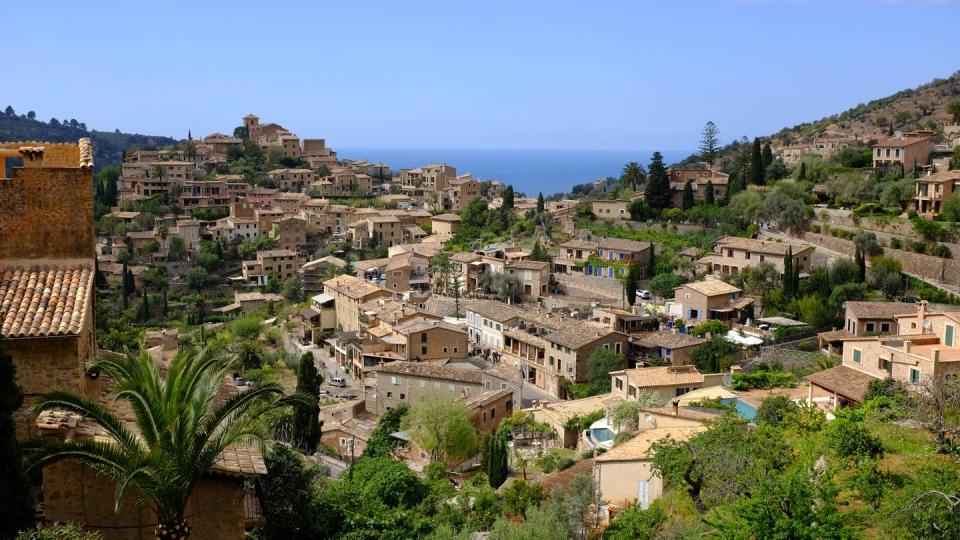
[386,391,392,398]
[866,323,875,333]
[490,407,496,418]
[615,342,622,354]
[853,349,862,364]
[391,376,400,385]
[485,381,491,390]
[340,438,347,447]
[745,252,751,260]
[453,347,458,353]
[946,325,955,347]
[885,148,891,158]
[910,368,921,384]
[434,382,441,389]
[615,378,623,390]
[421,332,428,343]
[895,149,901,158]
[602,343,609,350]
[500,383,507,389]
[400,393,405,400]
[759,255,765,262]
[448,384,455,391]
[881,323,890,333]
[419,380,426,388]
[443,347,448,353]
[421,346,427,355]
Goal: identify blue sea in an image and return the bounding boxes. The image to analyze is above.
[337,148,690,198]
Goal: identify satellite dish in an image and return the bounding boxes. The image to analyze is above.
[923,319,932,330]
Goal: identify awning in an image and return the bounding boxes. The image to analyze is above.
[725,330,764,346]
[311,293,334,305]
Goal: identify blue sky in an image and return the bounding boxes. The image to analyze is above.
[5,0,959,151]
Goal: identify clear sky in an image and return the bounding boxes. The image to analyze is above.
[5,0,959,151]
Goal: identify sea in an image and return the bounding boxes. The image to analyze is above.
[337,148,690,198]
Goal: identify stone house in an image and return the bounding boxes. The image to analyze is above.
[843,301,916,336]
[465,388,515,436]
[913,170,960,217]
[700,236,813,278]
[873,130,934,171]
[300,255,347,292]
[323,274,393,333]
[272,192,310,214]
[667,165,729,206]
[392,316,469,362]
[632,330,706,365]
[431,213,461,238]
[609,365,706,402]
[591,200,629,220]
[808,302,960,407]
[372,361,484,414]
[505,259,551,300]
[398,163,457,192]
[241,249,303,286]
[0,140,97,436]
[384,252,431,293]
[668,280,754,324]
[272,215,307,251]
[268,168,316,192]
[352,215,403,248]
[594,427,705,511]
[442,175,481,212]
[295,293,337,343]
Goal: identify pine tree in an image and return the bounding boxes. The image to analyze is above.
[704,180,715,205]
[682,180,695,210]
[645,151,671,209]
[783,247,794,299]
[0,340,36,535]
[530,240,550,263]
[750,138,765,185]
[798,162,807,181]
[698,121,720,163]
[292,352,320,453]
[536,192,545,214]
[762,142,773,169]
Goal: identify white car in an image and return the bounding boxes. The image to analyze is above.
[636,289,652,300]
[330,377,346,388]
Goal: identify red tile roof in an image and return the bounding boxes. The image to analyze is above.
[0,264,93,338]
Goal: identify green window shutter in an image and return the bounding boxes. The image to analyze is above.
[853,349,861,364]
[946,325,954,347]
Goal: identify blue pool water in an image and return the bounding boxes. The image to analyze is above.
[722,398,758,421]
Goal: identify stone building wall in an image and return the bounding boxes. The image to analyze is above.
[42,461,247,540]
[0,166,94,259]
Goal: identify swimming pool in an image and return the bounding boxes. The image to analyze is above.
[721,398,758,421]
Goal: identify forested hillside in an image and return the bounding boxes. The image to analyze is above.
[0,106,177,168]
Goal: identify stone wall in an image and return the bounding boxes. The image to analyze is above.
[801,232,960,286]
[0,166,94,259]
[43,461,248,540]
[7,331,89,438]
[812,208,960,258]
[553,273,622,301]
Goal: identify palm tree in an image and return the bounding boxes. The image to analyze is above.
[621,161,645,192]
[230,338,265,370]
[25,349,288,539]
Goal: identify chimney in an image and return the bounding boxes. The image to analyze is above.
[672,399,679,416]
[904,341,911,353]
[918,301,928,329]
[932,349,940,363]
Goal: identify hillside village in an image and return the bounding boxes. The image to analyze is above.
[3,76,960,539]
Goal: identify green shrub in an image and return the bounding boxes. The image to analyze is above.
[826,418,884,462]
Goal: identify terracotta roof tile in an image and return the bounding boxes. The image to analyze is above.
[0,264,93,338]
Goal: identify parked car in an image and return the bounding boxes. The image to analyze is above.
[317,389,331,397]
[234,376,247,387]
[758,323,771,331]
[636,289,652,300]
[330,377,346,388]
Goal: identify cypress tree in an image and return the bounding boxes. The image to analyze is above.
[762,142,773,168]
[645,151,671,209]
[856,247,866,283]
[121,260,130,309]
[783,246,794,299]
[704,180,715,205]
[141,288,150,322]
[487,435,508,488]
[536,192,545,214]
[292,352,320,453]
[682,180,695,210]
[798,162,807,181]
[0,340,36,535]
[503,185,515,212]
[750,137,765,185]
